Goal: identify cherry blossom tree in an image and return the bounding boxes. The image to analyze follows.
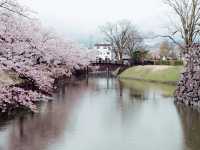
[0,0,92,113]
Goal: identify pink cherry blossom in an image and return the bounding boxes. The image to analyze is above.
[0,0,93,113]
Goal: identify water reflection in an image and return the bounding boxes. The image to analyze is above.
[176,105,200,150]
[0,77,199,150]
[2,80,91,150]
[120,79,176,98]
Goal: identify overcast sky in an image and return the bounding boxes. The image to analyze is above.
[19,0,173,46]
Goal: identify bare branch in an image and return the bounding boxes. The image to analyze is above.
[100,20,143,61]
[0,5,30,19]
[164,0,200,50]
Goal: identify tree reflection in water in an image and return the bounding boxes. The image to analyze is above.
[7,80,93,150]
[119,79,176,99]
[0,78,199,150]
[176,105,200,150]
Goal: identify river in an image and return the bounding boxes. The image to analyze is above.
[0,77,199,150]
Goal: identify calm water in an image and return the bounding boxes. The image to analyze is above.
[0,77,200,150]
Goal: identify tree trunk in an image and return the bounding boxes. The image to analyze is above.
[117,50,123,64]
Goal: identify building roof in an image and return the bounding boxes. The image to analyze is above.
[95,43,111,47]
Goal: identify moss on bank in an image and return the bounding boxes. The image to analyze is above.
[119,65,184,84]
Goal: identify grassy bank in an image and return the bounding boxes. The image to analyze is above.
[119,65,184,84]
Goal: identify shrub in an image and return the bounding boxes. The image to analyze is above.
[174,60,184,66]
[154,60,183,66]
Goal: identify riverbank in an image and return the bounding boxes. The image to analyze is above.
[119,65,184,84]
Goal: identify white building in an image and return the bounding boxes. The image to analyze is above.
[94,44,113,61]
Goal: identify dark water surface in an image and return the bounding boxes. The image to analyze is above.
[0,77,200,150]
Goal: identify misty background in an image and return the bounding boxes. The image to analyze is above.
[19,0,174,48]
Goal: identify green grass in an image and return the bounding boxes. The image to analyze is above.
[119,65,184,83]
